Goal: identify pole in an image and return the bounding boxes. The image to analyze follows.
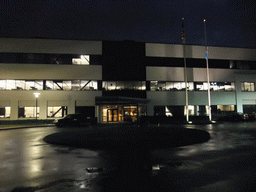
[35,97,38,121]
[204,19,212,121]
[34,93,40,123]
[182,18,189,122]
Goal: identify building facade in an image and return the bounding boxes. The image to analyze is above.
[0,38,256,122]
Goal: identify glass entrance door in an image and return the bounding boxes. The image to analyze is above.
[107,109,118,122]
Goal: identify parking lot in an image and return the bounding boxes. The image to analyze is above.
[0,122,256,191]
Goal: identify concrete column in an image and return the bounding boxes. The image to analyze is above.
[237,102,243,113]
[10,100,18,120]
[68,100,76,114]
[39,100,47,119]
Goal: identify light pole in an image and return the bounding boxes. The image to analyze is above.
[34,93,40,122]
[204,19,212,121]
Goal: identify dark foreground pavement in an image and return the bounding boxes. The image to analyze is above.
[3,122,256,191]
[42,124,210,191]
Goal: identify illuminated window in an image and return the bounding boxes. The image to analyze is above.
[63,81,72,90]
[103,81,146,91]
[0,107,10,118]
[72,55,90,65]
[47,106,66,117]
[241,82,255,92]
[211,82,235,91]
[6,80,16,90]
[80,80,97,90]
[152,81,194,91]
[19,107,40,118]
[0,80,5,90]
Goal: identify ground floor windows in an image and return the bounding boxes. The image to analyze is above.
[101,105,147,122]
[47,106,67,118]
[0,107,10,118]
[155,105,236,117]
[18,107,39,118]
[243,105,256,114]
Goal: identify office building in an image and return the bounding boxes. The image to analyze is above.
[0,38,256,122]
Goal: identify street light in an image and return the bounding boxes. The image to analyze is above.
[34,93,40,121]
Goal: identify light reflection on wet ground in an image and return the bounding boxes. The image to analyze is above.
[0,123,256,191]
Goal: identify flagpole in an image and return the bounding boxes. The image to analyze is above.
[204,19,212,121]
[182,18,189,122]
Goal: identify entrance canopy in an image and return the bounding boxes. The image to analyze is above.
[95,96,150,123]
[95,96,150,105]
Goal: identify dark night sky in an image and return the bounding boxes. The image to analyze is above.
[1,0,256,48]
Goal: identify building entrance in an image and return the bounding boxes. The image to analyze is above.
[107,108,118,122]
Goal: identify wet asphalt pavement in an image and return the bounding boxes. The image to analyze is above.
[1,122,256,191]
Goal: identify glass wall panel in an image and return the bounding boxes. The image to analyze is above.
[47,106,64,117]
[16,80,25,90]
[80,80,97,90]
[35,80,43,90]
[174,82,182,90]
[166,82,173,90]
[72,55,90,65]
[150,81,159,91]
[241,82,255,92]
[6,80,16,90]
[188,82,194,91]
[72,80,80,90]
[46,81,54,90]
[53,81,63,90]
[20,107,39,118]
[25,81,37,90]
[63,81,72,90]
[103,81,145,91]
[0,80,5,90]
[124,81,134,90]
[116,81,124,90]
[0,107,10,118]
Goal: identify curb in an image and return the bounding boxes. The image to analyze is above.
[0,124,55,131]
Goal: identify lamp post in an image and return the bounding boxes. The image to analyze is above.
[34,93,40,122]
[204,19,212,121]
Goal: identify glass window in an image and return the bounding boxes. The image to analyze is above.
[187,82,194,91]
[63,81,72,90]
[25,81,36,90]
[141,81,146,90]
[6,80,16,90]
[150,81,158,91]
[35,80,43,90]
[166,82,174,91]
[0,107,10,118]
[124,81,134,90]
[241,82,255,92]
[116,81,124,90]
[174,82,182,90]
[107,81,116,90]
[72,55,90,65]
[72,80,80,90]
[19,107,39,118]
[80,80,97,90]
[0,80,5,90]
[53,80,63,90]
[15,80,25,90]
[46,81,54,90]
[157,82,166,91]
[47,106,66,117]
